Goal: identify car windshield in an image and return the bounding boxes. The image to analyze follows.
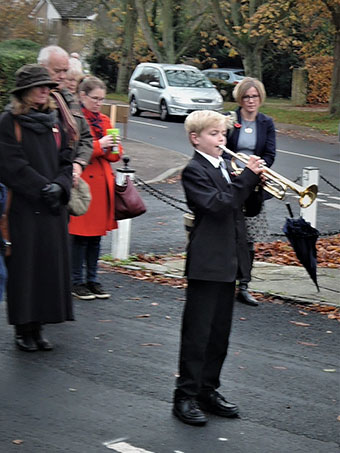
[164,69,214,88]
[234,70,245,79]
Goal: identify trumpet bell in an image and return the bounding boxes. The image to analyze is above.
[299,184,318,208]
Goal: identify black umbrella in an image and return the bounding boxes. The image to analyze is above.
[283,203,320,292]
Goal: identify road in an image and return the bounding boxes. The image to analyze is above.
[0,271,339,453]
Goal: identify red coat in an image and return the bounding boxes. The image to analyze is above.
[69,113,123,236]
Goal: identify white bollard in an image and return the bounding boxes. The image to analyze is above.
[300,166,319,228]
[111,157,135,260]
[111,219,131,260]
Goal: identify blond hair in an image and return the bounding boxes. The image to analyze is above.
[11,89,55,115]
[184,110,233,144]
[232,77,266,105]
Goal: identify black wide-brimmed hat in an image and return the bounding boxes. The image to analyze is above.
[11,64,58,94]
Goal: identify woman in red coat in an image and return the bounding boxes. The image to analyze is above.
[69,76,123,300]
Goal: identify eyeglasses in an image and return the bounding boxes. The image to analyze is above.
[242,95,260,101]
[86,94,105,103]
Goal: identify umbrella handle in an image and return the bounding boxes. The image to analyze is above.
[286,202,294,218]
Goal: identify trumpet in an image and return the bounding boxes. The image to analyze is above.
[218,145,318,208]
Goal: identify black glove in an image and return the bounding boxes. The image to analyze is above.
[41,183,62,215]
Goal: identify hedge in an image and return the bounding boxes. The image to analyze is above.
[0,39,40,111]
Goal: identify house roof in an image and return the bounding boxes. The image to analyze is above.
[33,0,96,19]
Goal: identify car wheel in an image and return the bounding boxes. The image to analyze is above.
[160,100,169,121]
[130,96,141,116]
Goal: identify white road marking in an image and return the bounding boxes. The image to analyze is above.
[329,196,340,201]
[322,203,340,210]
[129,120,168,129]
[104,441,154,452]
[277,148,339,164]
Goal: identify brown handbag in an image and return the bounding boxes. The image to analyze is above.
[115,176,146,221]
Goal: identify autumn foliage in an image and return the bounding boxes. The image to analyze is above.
[305,55,333,104]
[255,234,340,268]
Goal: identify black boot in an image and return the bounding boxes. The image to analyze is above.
[32,324,53,351]
[15,325,38,352]
[237,283,258,306]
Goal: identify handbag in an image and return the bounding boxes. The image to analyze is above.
[243,186,264,217]
[68,177,92,216]
[115,176,146,220]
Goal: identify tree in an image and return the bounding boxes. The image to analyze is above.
[134,0,209,63]
[115,0,138,92]
[321,0,340,115]
[210,0,295,80]
[0,1,41,43]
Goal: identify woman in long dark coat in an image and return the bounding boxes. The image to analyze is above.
[0,64,73,352]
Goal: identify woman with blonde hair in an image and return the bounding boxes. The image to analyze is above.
[224,77,276,306]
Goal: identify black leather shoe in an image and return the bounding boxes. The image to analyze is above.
[15,334,38,352]
[237,287,258,306]
[198,391,239,418]
[173,395,208,426]
[32,331,53,351]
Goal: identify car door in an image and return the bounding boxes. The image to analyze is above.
[135,67,163,112]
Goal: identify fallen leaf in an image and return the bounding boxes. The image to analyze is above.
[68,388,77,392]
[273,366,287,370]
[98,319,112,322]
[290,321,310,327]
[337,415,340,421]
[165,315,171,319]
[239,317,247,321]
[140,343,162,347]
[12,440,24,445]
[151,302,159,306]
[136,314,150,318]
[298,311,308,316]
[298,341,318,347]
[323,369,336,372]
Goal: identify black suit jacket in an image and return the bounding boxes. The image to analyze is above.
[182,151,260,282]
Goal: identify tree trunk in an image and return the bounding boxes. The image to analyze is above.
[162,0,175,63]
[329,16,340,116]
[135,0,165,61]
[116,0,137,93]
[241,45,264,80]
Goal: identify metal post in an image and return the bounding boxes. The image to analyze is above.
[111,157,135,260]
[300,167,319,227]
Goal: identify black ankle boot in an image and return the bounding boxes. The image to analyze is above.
[15,325,38,352]
[32,325,53,351]
[237,283,258,306]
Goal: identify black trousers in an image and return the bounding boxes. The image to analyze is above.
[176,279,235,397]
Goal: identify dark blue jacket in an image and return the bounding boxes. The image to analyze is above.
[226,107,276,167]
[225,107,276,200]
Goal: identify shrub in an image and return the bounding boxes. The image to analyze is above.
[0,39,40,111]
[305,55,333,104]
[209,78,235,101]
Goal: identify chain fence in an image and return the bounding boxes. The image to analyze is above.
[135,173,340,239]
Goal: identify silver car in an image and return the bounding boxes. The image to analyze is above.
[202,68,245,85]
[128,63,224,121]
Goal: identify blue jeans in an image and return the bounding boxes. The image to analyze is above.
[71,235,101,286]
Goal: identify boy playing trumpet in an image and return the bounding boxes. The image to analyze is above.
[173,110,264,426]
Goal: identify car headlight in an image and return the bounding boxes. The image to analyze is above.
[172,96,187,103]
[215,94,223,103]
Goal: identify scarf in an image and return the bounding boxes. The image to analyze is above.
[50,90,79,142]
[16,109,58,135]
[81,105,104,140]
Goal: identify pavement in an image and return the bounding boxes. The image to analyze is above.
[115,136,340,308]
